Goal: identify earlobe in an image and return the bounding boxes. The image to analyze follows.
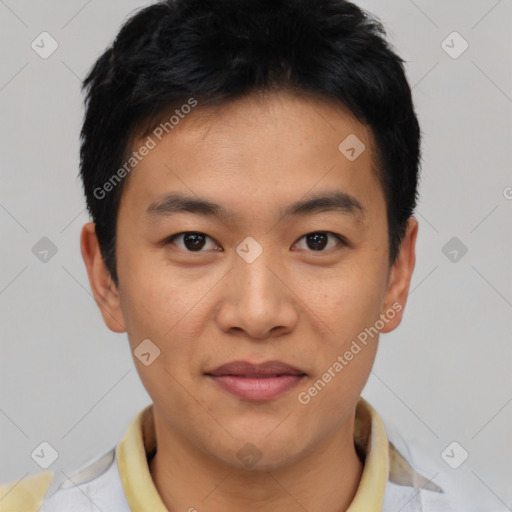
[80,222,126,333]
[379,217,419,334]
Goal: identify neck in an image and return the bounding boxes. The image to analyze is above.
[148,415,364,512]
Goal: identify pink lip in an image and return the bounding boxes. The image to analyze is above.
[207,360,305,377]
[208,375,305,401]
[205,360,306,401]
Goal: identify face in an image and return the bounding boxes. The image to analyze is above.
[81,90,417,470]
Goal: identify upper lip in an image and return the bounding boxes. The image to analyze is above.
[205,360,306,377]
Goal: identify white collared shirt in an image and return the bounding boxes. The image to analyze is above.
[1,398,507,511]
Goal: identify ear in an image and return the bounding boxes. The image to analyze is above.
[379,217,418,333]
[80,222,126,333]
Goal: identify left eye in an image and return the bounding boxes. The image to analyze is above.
[293,232,346,252]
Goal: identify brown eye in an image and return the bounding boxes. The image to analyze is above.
[293,232,346,252]
[166,232,219,252]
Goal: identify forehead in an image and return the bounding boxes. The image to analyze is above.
[119,90,384,225]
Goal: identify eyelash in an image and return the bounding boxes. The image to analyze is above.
[163,231,348,253]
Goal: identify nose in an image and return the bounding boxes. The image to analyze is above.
[215,252,299,340]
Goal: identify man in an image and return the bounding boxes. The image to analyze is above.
[0,0,495,510]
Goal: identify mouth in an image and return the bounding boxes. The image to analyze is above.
[205,360,307,402]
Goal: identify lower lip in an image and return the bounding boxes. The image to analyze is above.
[207,374,305,401]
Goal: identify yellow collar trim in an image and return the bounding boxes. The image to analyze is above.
[116,397,389,512]
[0,471,54,512]
[347,398,390,511]
[116,405,165,511]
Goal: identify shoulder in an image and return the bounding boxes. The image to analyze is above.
[0,471,53,512]
[0,448,130,512]
[383,430,509,512]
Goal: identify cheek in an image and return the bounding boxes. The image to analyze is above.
[118,264,206,373]
[307,262,389,370]
[119,270,201,403]
[318,263,387,323]
[117,244,181,325]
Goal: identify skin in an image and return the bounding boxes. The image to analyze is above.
[81,90,418,512]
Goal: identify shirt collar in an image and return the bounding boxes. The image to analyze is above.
[116,397,390,512]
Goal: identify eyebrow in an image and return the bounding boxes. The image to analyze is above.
[145,190,366,223]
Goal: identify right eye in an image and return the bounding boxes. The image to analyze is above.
[164,232,221,252]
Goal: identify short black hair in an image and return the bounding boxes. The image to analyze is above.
[80,0,421,286]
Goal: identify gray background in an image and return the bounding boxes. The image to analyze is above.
[0,0,511,507]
